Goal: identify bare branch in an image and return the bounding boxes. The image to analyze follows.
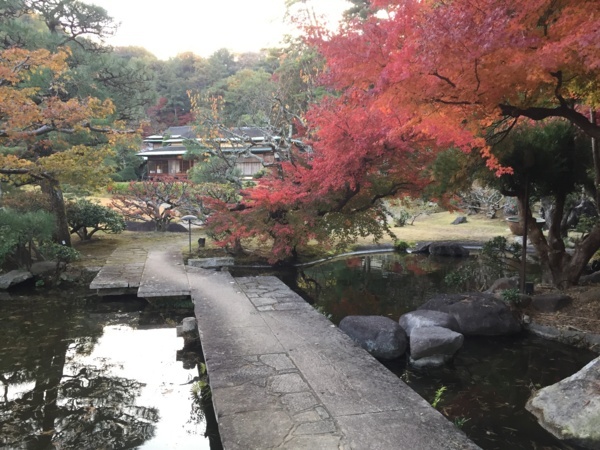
[431,70,457,88]
[499,103,600,140]
[0,167,51,183]
[0,122,137,138]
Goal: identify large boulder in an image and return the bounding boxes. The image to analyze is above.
[167,222,187,232]
[411,242,432,254]
[526,356,600,449]
[338,315,407,360]
[419,293,522,336]
[30,261,58,277]
[0,270,33,290]
[125,220,156,231]
[399,310,460,337]
[409,326,464,369]
[531,293,572,312]
[428,242,470,257]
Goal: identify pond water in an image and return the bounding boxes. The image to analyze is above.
[278,252,598,450]
[3,255,595,450]
[0,289,221,450]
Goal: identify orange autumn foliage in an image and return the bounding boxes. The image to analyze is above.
[310,0,599,169]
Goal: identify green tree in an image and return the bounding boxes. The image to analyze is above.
[25,0,116,49]
[0,47,122,246]
[0,2,148,246]
[490,121,594,287]
[0,0,115,51]
[271,38,326,125]
[66,199,126,240]
[432,120,595,287]
[196,48,237,86]
[0,209,56,269]
[188,156,240,185]
[68,48,157,122]
[150,53,200,127]
[212,69,277,126]
[0,2,156,123]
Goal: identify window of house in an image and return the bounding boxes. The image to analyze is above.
[168,160,181,174]
[149,160,168,174]
[237,161,262,176]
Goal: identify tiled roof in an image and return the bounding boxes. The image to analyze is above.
[165,126,196,139]
[228,127,269,139]
[144,126,278,142]
[136,145,188,156]
[136,144,274,157]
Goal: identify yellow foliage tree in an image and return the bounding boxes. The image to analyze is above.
[0,47,133,246]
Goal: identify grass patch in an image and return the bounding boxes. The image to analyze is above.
[362,212,512,246]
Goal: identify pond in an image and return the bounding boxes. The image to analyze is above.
[3,255,594,450]
[279,252,598,450]
[0,289,221,450]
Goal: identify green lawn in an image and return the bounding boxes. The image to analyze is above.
[358,212,513,247]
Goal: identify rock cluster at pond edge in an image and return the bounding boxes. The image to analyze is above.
[419,293,522,336]
[526,356,600,450]
[399,310,464,368]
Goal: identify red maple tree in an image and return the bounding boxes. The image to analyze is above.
[313,0,599,166]
[205,0,600,270]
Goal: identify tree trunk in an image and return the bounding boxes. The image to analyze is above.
[40,178,72,247]
[155,217,171,232]
[519,194,600,288]
[226,237,245,256]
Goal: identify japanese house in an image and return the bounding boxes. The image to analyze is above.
[137,126,279,180]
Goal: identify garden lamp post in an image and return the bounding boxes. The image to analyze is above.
[181,215,197,253]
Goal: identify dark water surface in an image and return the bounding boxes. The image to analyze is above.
[279,252,597,450]
[0,290,219,450]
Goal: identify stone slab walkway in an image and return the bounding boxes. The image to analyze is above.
[89,247,147,293]
[89,247,190,299]
[188,268,480,450]
[137,250,190,298]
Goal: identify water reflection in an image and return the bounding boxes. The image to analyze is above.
[0,293,216,450]
[296,252,467,324]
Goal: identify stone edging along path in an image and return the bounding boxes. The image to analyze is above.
[526,322,600,353]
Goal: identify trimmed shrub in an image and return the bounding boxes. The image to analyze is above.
[66,199,126,240]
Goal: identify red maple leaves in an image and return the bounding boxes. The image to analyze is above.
[205,0,599,262]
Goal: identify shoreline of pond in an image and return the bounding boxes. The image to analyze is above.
[4,239,600,355]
